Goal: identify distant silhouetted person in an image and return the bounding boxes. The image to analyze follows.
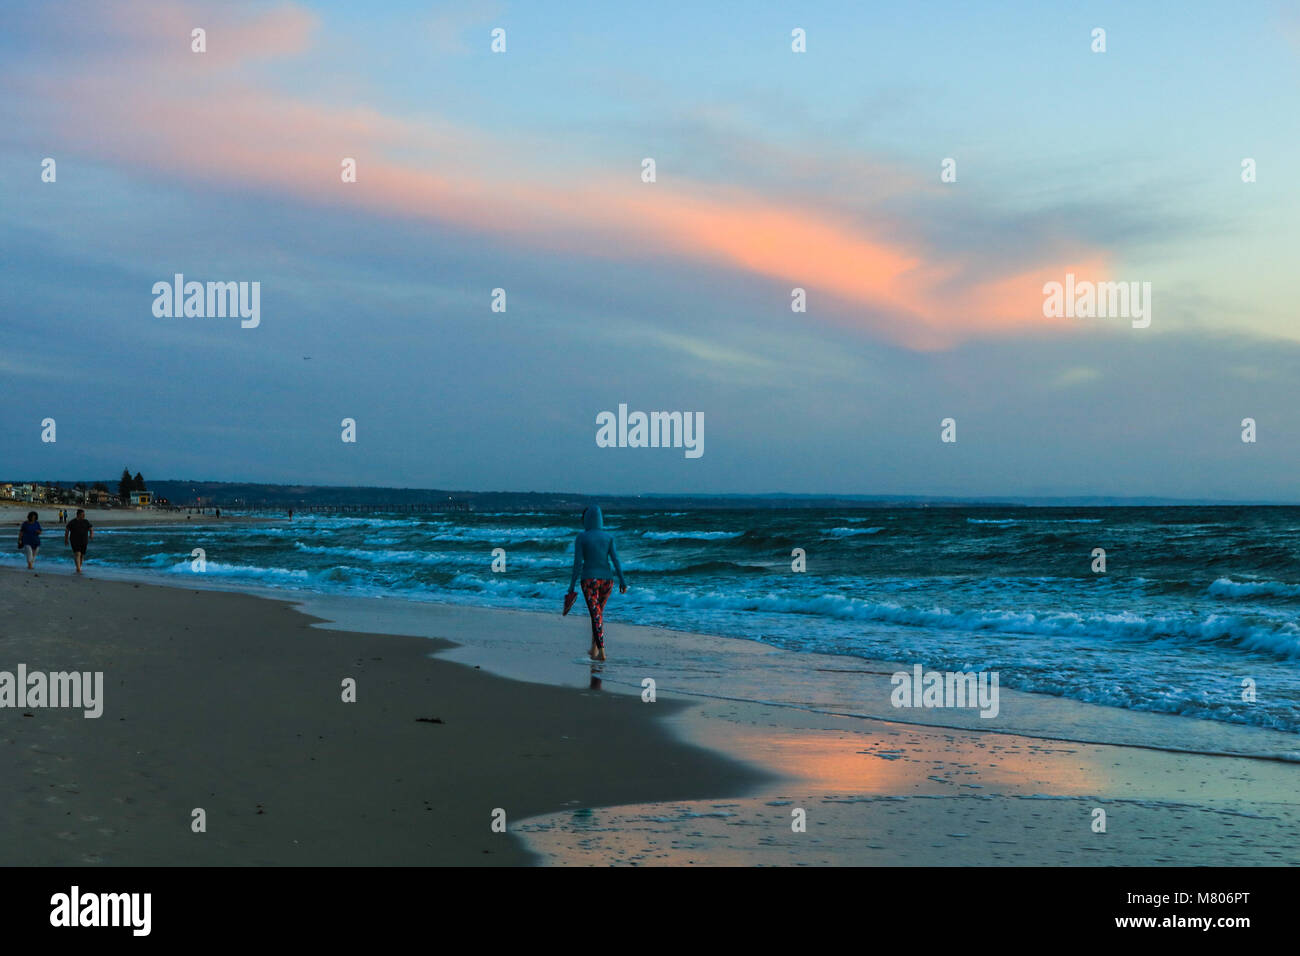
[567,505,626,661]
[65,509,94,574]
[17,512,41,570]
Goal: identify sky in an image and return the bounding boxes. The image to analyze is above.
[2,0,1299,499]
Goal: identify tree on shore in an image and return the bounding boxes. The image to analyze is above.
[118,468,133,503]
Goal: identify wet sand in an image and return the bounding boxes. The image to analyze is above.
[300,592,1300,866]
[518,701,1300,865]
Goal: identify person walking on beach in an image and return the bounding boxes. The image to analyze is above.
[17,512,41,570]
[567,505,626,661]
[65,508,94,574]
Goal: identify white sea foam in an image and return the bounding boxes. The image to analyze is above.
[1209,577,1300,599]
[638,530,744,540]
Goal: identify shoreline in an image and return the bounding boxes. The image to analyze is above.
[5,559,1299,865]
[6,530,1297,761]
[286,590,1300,864]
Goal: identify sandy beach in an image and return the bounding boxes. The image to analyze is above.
[4,560,1297,866]
[2,504,260,529]
[0,567,762,865]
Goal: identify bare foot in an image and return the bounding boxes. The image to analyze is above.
[596,647,606,662]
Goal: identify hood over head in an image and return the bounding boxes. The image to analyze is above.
[583,505,603,531]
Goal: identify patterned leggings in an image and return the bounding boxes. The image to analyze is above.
[580,578,613,648]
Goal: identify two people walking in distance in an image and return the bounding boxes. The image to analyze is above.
[567,505,626,661]
[15,509,93,572]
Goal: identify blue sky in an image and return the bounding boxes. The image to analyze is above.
[2,1,1298,498]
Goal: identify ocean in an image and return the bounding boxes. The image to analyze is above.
[14,506,1300,734]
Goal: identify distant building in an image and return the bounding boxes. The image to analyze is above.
[129,491,152,508]
[15,483,42,502]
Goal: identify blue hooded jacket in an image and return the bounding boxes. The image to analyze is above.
[569,505,625,590]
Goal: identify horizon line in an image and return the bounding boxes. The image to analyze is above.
[5,478,1297,508]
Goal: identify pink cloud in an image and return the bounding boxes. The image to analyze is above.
[23,0,1112,350]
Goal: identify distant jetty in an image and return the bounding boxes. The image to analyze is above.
[242,501,471,514]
